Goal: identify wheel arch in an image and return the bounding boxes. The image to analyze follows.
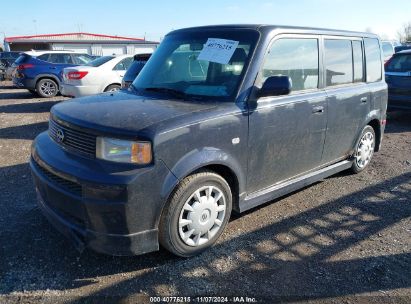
[367,118,382,152]
[35,74,61,89]
[159,149,245,222]
[104,83,121,92]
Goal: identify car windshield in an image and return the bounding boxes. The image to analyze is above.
[386,53,411,72]
[132,29,259,100]
[87,56,114,67]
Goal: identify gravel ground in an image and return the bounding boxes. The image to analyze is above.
[0,81,410,303]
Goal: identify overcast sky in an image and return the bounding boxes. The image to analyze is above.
[1,0,410,42]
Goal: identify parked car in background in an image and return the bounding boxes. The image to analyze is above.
[121,53,152,89]
[31,25,386,257]
[385,50,411,111]
[381,41,396,62]
[0,51,20,80]
[61,55,133,97]
[12,50,95,97]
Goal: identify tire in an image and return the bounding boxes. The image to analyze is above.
[104,84,121,92]
[36,78,58,98]
[351,125,376,173]
[159,170,232,257]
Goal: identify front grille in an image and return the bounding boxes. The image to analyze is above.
[33,160,82,196]
[49,119,96,157]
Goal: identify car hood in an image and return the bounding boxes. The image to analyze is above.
[51,91,218,134]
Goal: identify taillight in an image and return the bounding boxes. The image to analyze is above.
[67,71,88,80]
[17,64,34,70]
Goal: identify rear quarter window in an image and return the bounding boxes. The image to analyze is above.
[364,38,382,82]
[14,55,29,64]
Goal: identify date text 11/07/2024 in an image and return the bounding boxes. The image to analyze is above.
[149,296,257,303]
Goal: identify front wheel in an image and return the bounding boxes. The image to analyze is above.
[351,125,375,173]
[159,171,232,257]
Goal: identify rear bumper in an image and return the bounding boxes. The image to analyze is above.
[13,76,36,90]
[61,83,101,98]
[30,132,177,256]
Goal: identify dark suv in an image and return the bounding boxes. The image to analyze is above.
[121,53,152,89]
[12,51,94,97]
[385,50,411,111]
[30,25,387,257]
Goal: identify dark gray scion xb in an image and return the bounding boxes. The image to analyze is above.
[31,25,387,257]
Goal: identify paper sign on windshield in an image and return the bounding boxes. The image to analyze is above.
[198,38,239,64]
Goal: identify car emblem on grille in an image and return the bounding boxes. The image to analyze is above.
[56,129,65,142]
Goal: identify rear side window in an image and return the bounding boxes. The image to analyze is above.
[324,39,353,86]
[261,38,319,92]
[47,53,74,64]
[37,54,49,62]
[352,40,364,82]
[385,53,411,72]
[364,38,382,82]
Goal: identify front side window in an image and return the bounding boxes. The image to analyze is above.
[259,38,319,92]
[132,30,259,100]
[324,39,353,86]
[364,38,382,82]
[73,54,93,65]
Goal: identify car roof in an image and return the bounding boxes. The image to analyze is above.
[168,24,379,38]
[396,49,411,55]
[24,50,77,56]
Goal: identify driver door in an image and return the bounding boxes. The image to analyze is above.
[247,36,327,194]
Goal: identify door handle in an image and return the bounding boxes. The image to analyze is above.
[361,97,368,103]
[312,106,324,114]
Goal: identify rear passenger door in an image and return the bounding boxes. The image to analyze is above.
[247,36,328,194]
[321,38,370,164]
[46,53,77,80]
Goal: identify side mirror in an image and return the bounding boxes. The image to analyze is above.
[259,76,291,97]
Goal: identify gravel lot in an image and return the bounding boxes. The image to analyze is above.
[0,81,410,303]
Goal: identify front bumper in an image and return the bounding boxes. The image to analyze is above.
[61,83,101,98]
[31,132,177,255]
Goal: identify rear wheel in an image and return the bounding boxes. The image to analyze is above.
[104,84,121,92]
[351,125,375,173]
[36,78,58,98]
[159,171,232,257]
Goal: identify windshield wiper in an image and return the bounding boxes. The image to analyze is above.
[144,87,186,99]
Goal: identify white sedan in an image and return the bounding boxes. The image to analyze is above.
[61,55,133,98]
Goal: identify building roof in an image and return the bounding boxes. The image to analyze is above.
[5,32,158,44]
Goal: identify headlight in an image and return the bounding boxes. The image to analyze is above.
[96,137,152,164]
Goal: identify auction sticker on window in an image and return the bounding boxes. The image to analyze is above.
[198,38,239,64]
